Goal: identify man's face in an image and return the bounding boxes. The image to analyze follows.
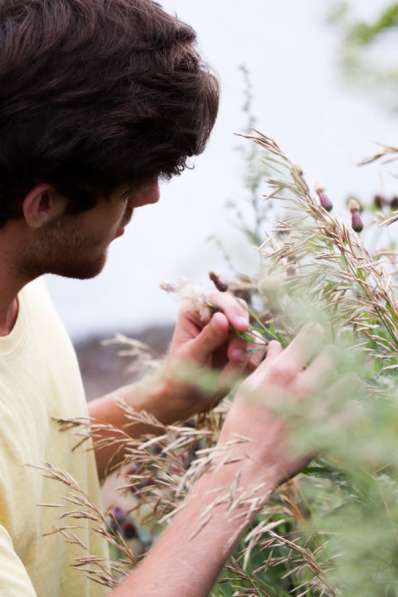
[20,178,160,279]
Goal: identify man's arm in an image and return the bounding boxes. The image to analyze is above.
[111,450,276,597]
[90,290,255,480]
[110,325,331,597]
[89,379,179,480]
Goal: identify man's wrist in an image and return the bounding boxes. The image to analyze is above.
[135,367,203,425]
[122,374,183,426]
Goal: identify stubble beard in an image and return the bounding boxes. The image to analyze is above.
[45,252,107,280]
[20,222,109,280]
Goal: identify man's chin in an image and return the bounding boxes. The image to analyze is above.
[49,253,107,280]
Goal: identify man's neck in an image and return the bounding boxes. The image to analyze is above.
[0,296,19,337]
[0,266,27,336]
[0,235,31,336]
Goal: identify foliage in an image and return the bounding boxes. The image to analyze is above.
[348,4,398,45]
[328,2,398,111]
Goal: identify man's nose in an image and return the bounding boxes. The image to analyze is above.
[134,179,160,206]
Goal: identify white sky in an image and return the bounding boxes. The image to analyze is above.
[46,0,398,340]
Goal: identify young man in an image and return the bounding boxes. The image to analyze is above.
[0,1,329,595]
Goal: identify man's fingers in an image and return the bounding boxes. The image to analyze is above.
[187,312,229,362]
[281,323,325,370]
[251,340,282,374]
[227,336,249,364]
[219,359,248,390]
[246,343,267,371]
[245,340,282,387]
[248,325,324,390]
[266,340,283,361]
[295,346,336,397]
[323,373,362,406]
[208,290,249,333]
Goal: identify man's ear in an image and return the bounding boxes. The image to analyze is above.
[22,184,67,229]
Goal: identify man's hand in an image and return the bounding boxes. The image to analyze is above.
[220,323,333,487]
[112,324,335,597]
[90,289,263,478]
[159,289,265,420]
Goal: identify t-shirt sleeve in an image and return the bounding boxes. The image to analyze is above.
[0,524,36,596]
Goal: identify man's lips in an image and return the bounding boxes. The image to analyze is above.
[115,221,129,237]
[116,209,134,237]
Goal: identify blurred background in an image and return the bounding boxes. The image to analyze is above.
[44,0,398,396]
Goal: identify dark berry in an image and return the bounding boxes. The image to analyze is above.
[123,521,138,540]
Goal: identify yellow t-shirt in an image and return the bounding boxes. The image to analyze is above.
[0,279,109,596]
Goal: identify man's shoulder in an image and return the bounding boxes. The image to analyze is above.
[20,276,76,355]
[21,277,64,329]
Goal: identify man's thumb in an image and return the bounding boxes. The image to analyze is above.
[187,312,229,363]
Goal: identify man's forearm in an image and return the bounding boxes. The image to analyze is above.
[111,458,276,597]
[89,378,175,480]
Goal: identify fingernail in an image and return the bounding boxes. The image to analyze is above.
[231,348,246,362]
[236,317,249,330]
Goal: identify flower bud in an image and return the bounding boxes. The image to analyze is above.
[209,271,228,292]
[391,196,398,210]
[112,507,125,522]
[351,211,364,233]
[316,187,333,212]
[347,196,362,214]
[373,194,385,210]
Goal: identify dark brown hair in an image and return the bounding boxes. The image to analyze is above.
[0,0,219,224]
